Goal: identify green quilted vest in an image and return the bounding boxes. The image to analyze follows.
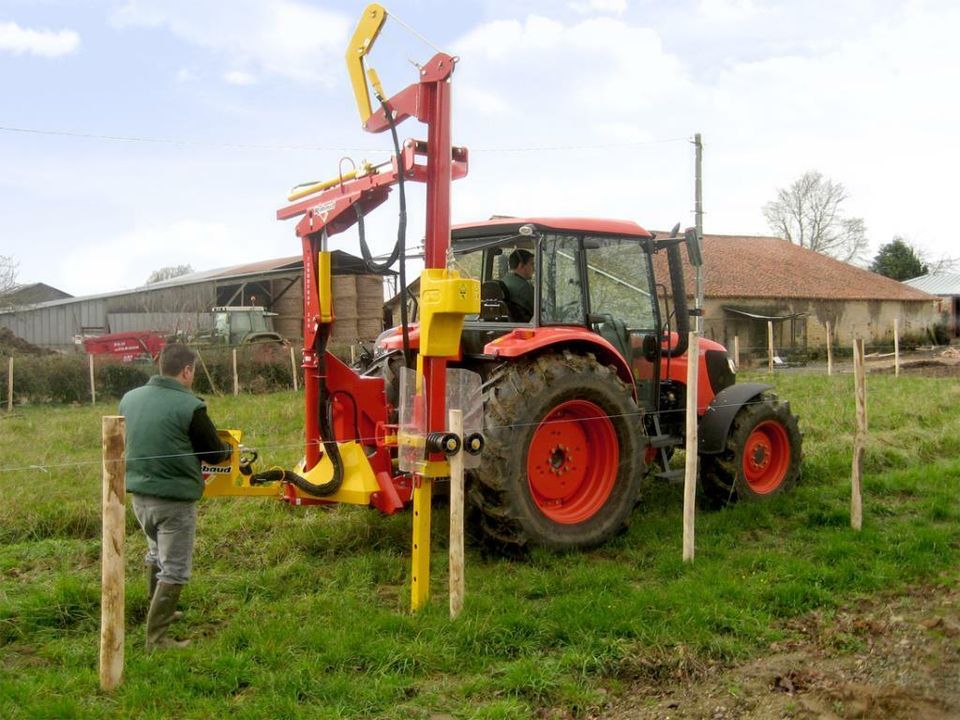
[119,375,206,501]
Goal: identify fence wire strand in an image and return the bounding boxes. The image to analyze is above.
[0,392,816,476]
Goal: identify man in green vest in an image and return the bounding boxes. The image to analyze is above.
[120,343,231,651]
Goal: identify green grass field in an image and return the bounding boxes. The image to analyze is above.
[1,371,959,719]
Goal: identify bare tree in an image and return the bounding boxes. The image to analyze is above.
[763,171,869,263]
[146,264,194,284]
[0,255,19,307]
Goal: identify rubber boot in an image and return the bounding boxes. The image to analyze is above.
[147,564,182,622]
[146,582,191,652]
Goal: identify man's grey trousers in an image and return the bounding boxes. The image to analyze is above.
[131,494,198,585]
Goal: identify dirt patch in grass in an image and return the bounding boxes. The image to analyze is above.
[873,359,960,378]
[600,572,960,719]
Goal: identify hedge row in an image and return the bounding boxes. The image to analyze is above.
[0,344,307,406]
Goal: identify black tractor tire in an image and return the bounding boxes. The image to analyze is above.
[468,351,645,550]
[362,351,404,424]
[700,393,801,506]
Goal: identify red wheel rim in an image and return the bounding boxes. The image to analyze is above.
[527,399,618,524]
[742,420,790,494]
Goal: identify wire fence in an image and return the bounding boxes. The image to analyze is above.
[3,314,957,477]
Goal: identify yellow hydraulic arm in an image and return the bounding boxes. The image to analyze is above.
[345,3,388,126]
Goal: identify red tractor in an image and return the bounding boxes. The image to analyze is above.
[366,219,802,549]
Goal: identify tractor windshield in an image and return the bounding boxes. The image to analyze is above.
[539,234,657,331]
[582,235,657,331]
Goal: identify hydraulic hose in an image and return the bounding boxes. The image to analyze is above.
[250,325,344,496]
[352,94,411,368]
[378,94,412,369]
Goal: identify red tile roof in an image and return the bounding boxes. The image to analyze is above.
[654,234,935,302]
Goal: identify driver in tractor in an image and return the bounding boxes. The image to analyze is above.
[501,248,535,322]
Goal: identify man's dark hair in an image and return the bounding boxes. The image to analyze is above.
[508,248,534,270]
[159,343,197,377]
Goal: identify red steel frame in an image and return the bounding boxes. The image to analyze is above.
[276,52,466,506]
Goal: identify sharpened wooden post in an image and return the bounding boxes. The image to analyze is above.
[733,335,740,370]
[100,416,125,691]
[767,320,774,373]
[89,354,97,406]
[448,409,465,619]
[851,338,866,531]
[6,357,12,412]
[683,331,699,563]
[232,348,239,397]
[290,346,299,392]
[894,318,900,377]
[826,321,833,376]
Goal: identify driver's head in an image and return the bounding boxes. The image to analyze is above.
[508,249,534,280]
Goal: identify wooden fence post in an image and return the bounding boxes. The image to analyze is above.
[448,409,465,618]
[100,416,125,691]
[767,320,774,373]
[826,321,833,376]
[6,357,12,412]
[733,335,740,370]
[683,330,699,563]
[195,350,221,397]
[89,354,97,406]
[232,348,239,397]
[290,346,299,392]
[851,338,866,531]
[893,318,900,377]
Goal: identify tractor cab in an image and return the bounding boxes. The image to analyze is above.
[452,218,665,411]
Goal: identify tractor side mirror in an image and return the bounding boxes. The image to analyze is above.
[641,333,659,362]
[684,227,703,267]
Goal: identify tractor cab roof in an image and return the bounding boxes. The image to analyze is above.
[451,217,653,242]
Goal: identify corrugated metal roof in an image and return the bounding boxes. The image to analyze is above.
[1,252,382,312]
[903,273,960,296]
[145,256,303,288]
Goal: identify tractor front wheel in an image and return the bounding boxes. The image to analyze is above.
[700,393,801,505]
[469,352,644,550]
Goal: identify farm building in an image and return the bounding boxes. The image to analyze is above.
[0,252,388,352]
[903,272,960,340]
[658,234,938,356]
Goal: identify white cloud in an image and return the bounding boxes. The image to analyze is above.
[697,0,762,23]
[568,0,628,15]
[0,21,80,58]
[448,4,960,257]
[453,15,690,130]
[111,0,350,84]
[223,70,257,86]
[60,220,236,294]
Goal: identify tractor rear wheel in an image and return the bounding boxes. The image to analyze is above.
[469,351,644,550]
[700,393,801,505]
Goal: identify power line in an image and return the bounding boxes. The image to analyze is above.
[0,124,690,154]
[0,125,387,153]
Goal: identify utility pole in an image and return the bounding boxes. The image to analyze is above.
[693,133,704,334]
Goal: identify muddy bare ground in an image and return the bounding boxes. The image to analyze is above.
[593,573,960,720]
[589,350,960,719]
[820,347,960,378]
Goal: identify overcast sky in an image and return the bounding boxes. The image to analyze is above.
[2,0,959,297]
